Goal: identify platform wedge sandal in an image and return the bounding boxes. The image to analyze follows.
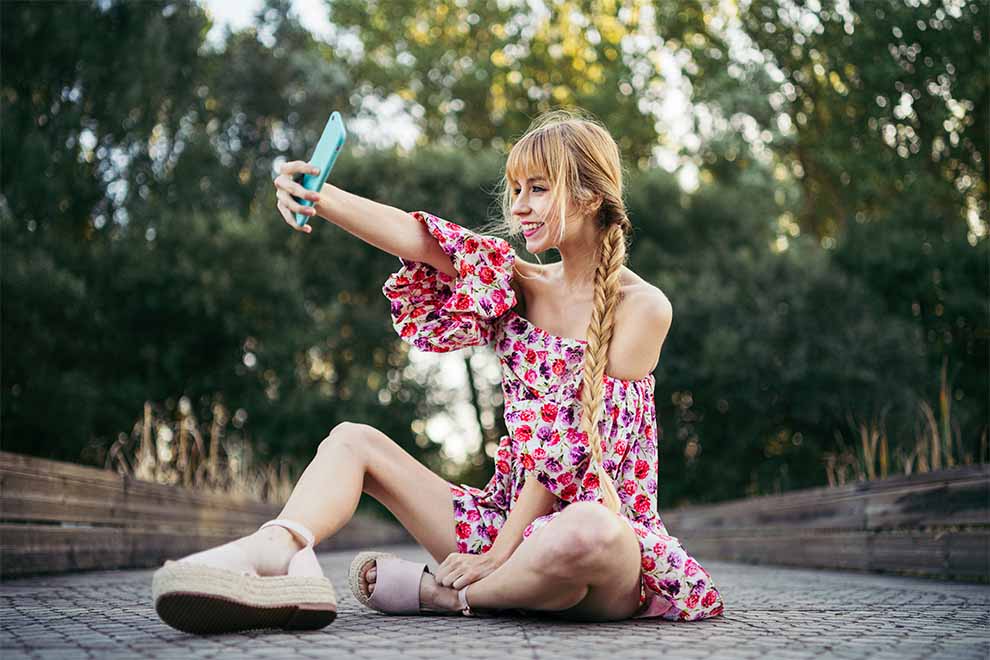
[152,519,338,634]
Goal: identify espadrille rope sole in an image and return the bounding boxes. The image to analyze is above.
[152,560,337,634]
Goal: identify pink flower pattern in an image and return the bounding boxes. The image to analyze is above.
[382,211,724,621]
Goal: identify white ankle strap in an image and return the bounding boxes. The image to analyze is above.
[258,519,316,548]
[458,585,474,616]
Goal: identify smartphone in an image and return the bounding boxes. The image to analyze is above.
[292,111,347,227]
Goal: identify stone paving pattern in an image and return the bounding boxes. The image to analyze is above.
[2,544,988,659]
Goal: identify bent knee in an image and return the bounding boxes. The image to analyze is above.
[539,503,625,574]
[318,421,381,456]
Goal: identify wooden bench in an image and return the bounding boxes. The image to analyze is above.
[0,451,412,578]
[662,463,989,581]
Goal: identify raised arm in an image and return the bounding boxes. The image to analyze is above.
[272,160,457,278]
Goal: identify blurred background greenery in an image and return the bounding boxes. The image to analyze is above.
[1,0,986,510]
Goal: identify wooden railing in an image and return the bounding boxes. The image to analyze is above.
[0,451,412,578]
[3,451,986,581]
[661,463,989,582]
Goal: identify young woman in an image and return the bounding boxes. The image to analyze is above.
[152,110,724,634]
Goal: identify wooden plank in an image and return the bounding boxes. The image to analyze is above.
[0,520,415,578]
[945,530,990,579]
[865,476,990,529]
[664,464,990,532]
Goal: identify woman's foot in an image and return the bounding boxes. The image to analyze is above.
[360,562,461,613]
[178,526,305,577]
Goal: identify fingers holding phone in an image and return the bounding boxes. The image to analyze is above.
[274,160,319,234]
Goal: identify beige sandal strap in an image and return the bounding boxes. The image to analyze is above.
[458,585,475,616]
[258,519,316,548]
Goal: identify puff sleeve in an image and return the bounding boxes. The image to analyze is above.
[382,211,518,353]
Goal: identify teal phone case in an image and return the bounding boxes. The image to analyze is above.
[293,111,347,227]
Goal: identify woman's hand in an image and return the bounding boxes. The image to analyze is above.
[434,552,505,590]
[273,160,322,234]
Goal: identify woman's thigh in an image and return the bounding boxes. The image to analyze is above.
[348,423,459,564]
[531,504,644,622]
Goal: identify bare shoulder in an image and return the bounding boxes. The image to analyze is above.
[611,273,673,378]
[508,257,547,309]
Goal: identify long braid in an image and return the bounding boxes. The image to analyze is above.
[578,219,630,514]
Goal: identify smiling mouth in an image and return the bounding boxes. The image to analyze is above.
[522,223,544,236]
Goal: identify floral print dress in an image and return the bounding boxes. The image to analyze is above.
[382,211,725,622]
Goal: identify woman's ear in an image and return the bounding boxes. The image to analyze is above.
[588,192,604,217]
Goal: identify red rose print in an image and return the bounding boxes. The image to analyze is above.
[548,430,561,446]
[457,541,467,553]
[686,594,699,609]
[634,460,650,480]
[525,349,537,363]
[454,293,472,310]
[561,483,578,500]
[496,460,510,474]
[492,289,505,304]
[520,409,536,422]
[490,250,505,267]
[702,590,717,607]
[520,453,535,470]
[533,447,546,460]
[400,323,418,338]
[467,510,481,522]
[582,472,599,490]
[641,555,656,571]
[464,237,479,253]
[634,494,651,514]
[552,359,566,375]
[645,425,654,439]
[456,522,472,539]
[459,261,475,277]
[481,544,491,553]
[516,425,532,442]
[623,480,637,496]
[710,605,723,617]
[653,542,667,555]
[486,525,498,540]
[614,440,627,456]
[540,403,558,422]
[479,266,495,284]
[557,472,573,486]
[451,487,464,496]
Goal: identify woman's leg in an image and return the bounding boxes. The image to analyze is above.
[209,421,460,577]
[460,502,644,621]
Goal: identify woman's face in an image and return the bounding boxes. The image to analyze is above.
[511,175,565,252]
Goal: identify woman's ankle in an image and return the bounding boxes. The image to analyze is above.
[241,526,305,576]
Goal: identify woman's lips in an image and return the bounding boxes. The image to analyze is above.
[523,223,544,237]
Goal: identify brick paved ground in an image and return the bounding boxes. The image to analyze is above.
[1,544,988,659]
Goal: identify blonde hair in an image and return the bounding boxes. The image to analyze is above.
[479,108,633,514]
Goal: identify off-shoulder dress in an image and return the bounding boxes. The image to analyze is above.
[382,211,725,621]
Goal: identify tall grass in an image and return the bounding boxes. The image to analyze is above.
[823,355,986,487]
[103,397,295,504]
